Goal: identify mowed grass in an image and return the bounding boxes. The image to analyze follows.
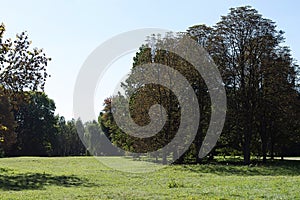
[0,157,299,199]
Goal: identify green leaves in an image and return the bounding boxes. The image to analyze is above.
[188,6,300,163]
[13,92,57,156]
[0,23,51,94]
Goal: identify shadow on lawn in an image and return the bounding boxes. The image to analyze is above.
[180,160,300,176]
[0,169,95,190]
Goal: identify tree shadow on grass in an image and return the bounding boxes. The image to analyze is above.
[179,160,300,176]
[0,168,96,191]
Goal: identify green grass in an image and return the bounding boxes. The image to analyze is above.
[0,157,299,199]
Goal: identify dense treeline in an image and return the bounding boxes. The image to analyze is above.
[99,6,300,164]
[0,7,299,164]
[0,23,89,157]
[0,90,88,157]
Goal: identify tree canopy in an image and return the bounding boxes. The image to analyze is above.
[0,23,51,154]
[99,6,300,164]
[0,7,299,163]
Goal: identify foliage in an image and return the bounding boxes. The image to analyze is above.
[0,86,16,156]
[100,6,300,164]
[188,6,300,164]
[0,6,299,163]
[10,92,57,156]
[0,23,51,93]
[0,23,51,152]
[53,117,86,156]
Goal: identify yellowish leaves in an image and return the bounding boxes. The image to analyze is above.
[0,125,8,131]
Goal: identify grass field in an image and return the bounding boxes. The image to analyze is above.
[0,157,299,199]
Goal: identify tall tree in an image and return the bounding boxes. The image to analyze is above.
[188,6,299,164]
[100,6,300,164]
[101,34,211,164]
[0,23,51,153]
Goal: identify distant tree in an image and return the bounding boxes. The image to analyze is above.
[84,120,113,156]
[52,117,86,156]
[74,118,86,155]
[52,116,68,156]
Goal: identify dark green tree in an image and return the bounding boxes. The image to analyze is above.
[188,6,300,164]
[11,92,57,156]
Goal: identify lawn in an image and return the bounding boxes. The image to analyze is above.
[0,157,299,199]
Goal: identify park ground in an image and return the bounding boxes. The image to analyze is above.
[0,156,299,199]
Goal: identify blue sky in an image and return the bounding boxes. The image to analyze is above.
[1,0,299,120]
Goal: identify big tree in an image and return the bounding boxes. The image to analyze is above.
[100,34,211,164]
[0,23,51,153]
[100,6,299,164]
[188,6,299,164]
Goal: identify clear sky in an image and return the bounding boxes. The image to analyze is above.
[1,0,299,120]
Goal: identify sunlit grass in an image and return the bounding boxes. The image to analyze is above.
[0,156,299,199]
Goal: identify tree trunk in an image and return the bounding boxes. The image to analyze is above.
[243,111,252,165]
[172,148,178,161]
[174,152,185,164]
[162,150,167,165]
[262,140,267,163]
[243,134,251,165]
[261,121,267,163]
[194,128,203,164]
[243,110,252,165]
[270,134,274,160]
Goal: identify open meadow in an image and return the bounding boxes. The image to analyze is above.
[1,1,300,200]
[0,157,299,199]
